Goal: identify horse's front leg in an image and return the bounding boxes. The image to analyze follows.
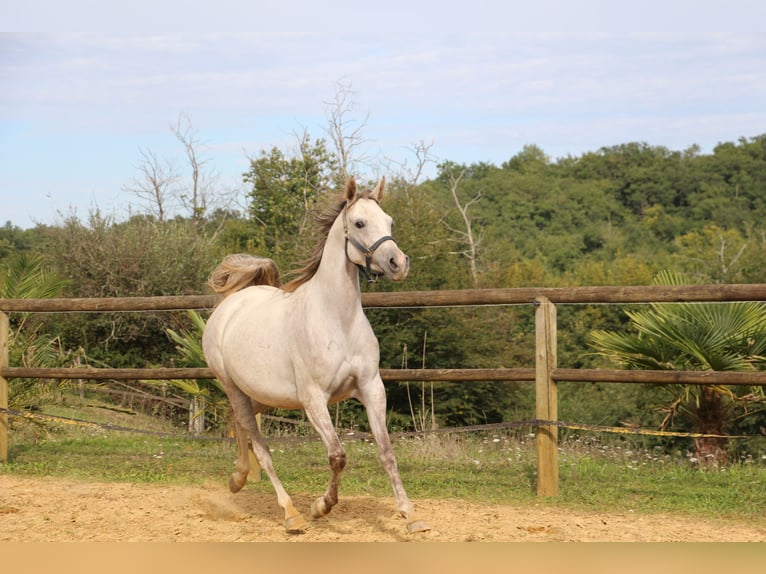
[358,374,431,533]
[302,393,346,519]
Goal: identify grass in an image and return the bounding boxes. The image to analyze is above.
[2,397,765,524]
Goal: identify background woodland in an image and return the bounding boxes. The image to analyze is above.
[2,107,765,453]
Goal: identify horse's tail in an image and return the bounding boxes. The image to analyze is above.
[208,254,282,298]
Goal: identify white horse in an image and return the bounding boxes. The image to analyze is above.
[202,177,430,534]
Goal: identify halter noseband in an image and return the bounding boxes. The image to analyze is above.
[342,201,397,282]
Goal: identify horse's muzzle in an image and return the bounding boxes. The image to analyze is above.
[385,250,410,281]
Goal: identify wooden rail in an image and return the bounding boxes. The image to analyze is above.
[2,284,766,495]
[2,283,766,313]
[3,366,764,384]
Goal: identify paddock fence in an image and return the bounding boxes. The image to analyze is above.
[2,284,766,496]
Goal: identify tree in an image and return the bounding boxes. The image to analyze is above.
[124,113,228,227]
[172,113,218,226]
[322,80,370,188]
[47,211,220,366]
[243,134,337,268]
[122,148,179,223]
[590,271,766,468]
[673,224,749,283]
[436,162,483,287]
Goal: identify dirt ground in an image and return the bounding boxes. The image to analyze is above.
[1,474,764,542]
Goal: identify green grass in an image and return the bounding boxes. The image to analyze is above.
[2,399,765,524]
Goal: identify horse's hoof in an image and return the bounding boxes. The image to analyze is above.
[310,497,329,519]
[285,513,308,534]
[407,519,431,534]
[228,475,245,494]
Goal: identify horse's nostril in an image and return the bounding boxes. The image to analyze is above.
[389,257,398,270]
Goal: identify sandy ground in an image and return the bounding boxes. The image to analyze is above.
[1,474,764,542]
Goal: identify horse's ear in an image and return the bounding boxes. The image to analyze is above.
[370,176,386,202]
[345,177,357,202]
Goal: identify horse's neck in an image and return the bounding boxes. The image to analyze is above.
[303,220,362,322]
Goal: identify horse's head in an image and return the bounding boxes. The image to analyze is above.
[342,177,410,281]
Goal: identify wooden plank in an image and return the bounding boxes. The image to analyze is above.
[0,312,8,462]
[2,283,766,313]
[0,295,219,313]
[553,368,766,386]
[380,368,536,382]
[2,366,763,386]
[361,284,766,307]
[0,367,536,382]
[535,296,558,497]
[0,367,215,380]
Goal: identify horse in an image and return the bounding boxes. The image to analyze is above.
[202,176,430,534]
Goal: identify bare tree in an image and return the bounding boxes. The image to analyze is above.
[444,167,482,286]
[172,113,218,226]
[323,80,370,185]
[407,140,435,186]
[386,140,436,188]
[123,148,179,222]
[125,113,229,227]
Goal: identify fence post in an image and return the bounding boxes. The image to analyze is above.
[1,311,9,463]
[534,296,558,496]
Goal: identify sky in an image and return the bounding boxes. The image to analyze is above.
[2,1,766,229]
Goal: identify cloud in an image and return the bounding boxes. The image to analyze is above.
[1,28,765,228]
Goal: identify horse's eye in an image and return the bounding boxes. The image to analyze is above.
[355,220,365,229]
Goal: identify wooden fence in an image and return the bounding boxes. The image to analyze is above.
[2,284,766,497]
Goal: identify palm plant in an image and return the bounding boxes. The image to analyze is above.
[165,310,229,433]
[590,270,766,468]
[1,253,71,415]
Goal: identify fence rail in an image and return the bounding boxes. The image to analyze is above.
[2,283,766,313]
[4,366,766,386]
[2,284,766,495]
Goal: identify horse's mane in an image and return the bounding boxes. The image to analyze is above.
[281,194,350,292]
[209,186,373,298]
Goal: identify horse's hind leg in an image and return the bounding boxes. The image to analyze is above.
[227,388,307,533]
[229,405,263,492]
[229,419,251,493]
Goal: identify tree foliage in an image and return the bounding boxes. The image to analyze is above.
[4,132,766,448]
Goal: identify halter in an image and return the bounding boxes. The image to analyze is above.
[342,201,397,282]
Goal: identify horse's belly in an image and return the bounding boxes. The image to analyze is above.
[223,334,302,408]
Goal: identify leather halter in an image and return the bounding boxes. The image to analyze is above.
[341,201,397,282]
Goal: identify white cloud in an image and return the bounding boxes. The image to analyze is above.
[1,28,765,228]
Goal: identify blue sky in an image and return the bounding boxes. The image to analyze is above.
[2,1,766,228]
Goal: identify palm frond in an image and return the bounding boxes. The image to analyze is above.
[0,252,68,299]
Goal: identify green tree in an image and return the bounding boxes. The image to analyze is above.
[243,135,338,269]
[590,271,766,468]
[46,211,220,367]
